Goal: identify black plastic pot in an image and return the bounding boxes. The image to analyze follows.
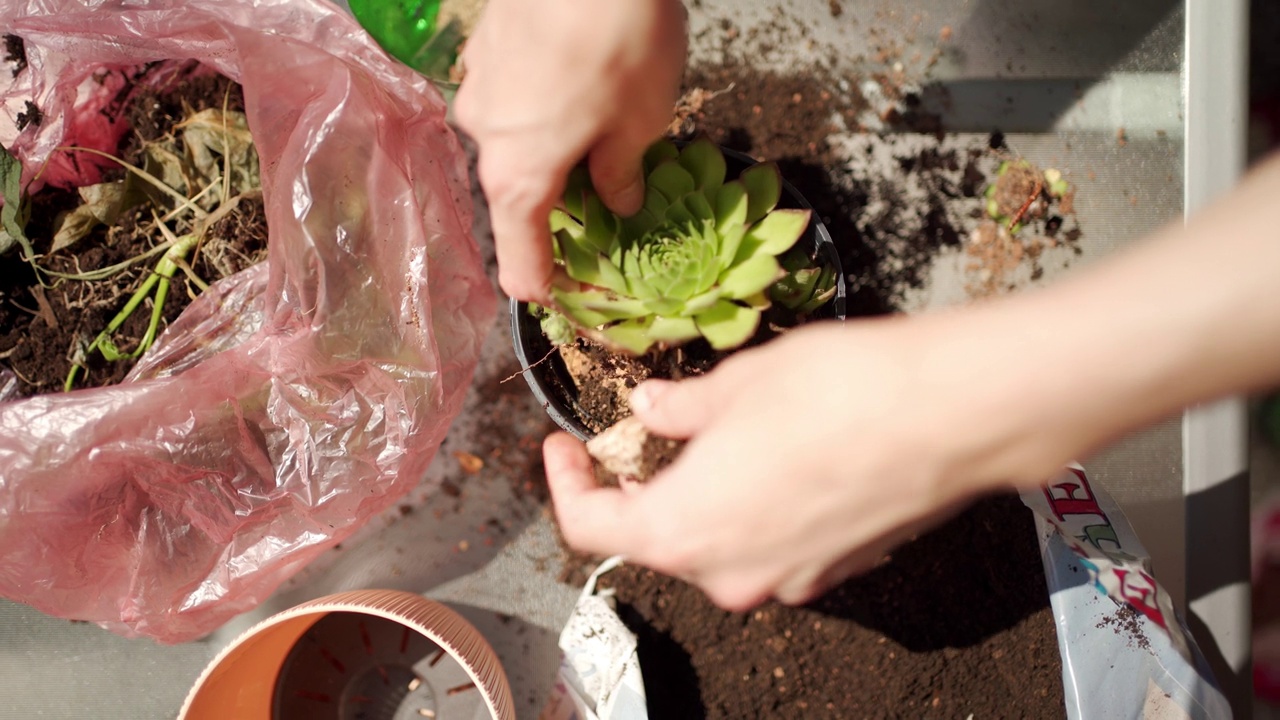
[511,146,848,441]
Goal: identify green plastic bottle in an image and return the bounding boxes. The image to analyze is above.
[347,0,461,82]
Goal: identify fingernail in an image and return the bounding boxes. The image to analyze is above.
[630,380,669,414]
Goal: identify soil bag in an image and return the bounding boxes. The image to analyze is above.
[0,0,493,642]
[1021,465,1230,719]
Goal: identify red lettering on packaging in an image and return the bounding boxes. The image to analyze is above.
[1042,467,1106,521]
[1114,568,1169,630]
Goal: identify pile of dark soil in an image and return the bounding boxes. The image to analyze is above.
[600,494,1064,718]
[0,68,267,397]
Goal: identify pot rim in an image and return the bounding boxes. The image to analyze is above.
[178,589,515,720]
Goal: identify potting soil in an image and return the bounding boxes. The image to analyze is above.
[599,494,1063,718]
[0,71,267,396]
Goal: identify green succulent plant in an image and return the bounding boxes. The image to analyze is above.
[544,138,815,355]
[770,248,838,315]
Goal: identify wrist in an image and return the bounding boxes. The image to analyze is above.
[920,230,1222,491]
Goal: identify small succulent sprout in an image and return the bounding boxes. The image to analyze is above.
[546,138,812,355]
[770,248,838,315]
[1043,167,1071,198]
[531,303,575,347]
[984,158,1068,235]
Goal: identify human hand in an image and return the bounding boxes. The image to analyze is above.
[543,319,1041,610]
[454,0,687,302]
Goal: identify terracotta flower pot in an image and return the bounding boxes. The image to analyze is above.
[511,146,847,440]
[180,589,514,720]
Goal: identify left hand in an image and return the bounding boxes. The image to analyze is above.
[453,0,688,302]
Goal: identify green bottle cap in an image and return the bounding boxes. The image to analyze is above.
[348,0,461,83]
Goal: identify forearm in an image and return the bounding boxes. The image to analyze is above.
[935,151,1280,487]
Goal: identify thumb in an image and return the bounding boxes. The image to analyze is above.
[587,130,647,217]
[630,371,736,439]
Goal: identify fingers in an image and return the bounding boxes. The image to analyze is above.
[773,552,879,606]
[587,129,648,217]
[700,570,776,612]
[544,432,647,557]
[474,142,565,302]
[629,374,729,439]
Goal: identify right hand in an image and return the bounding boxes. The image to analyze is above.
[454,0,688,302]
[543,319,1052,610]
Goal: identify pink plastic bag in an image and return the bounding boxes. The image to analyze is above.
[0,0,494,642]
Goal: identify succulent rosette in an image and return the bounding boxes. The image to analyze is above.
[543,138,815,355]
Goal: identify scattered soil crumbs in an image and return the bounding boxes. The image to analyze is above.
[3,34,26,78]
[597,494,1064,718]
[965,159,1081,297]
[672,62,1081,314]
[0,70,266,398]
[555,336,717,433]
[1096,603,1153,652]
[448,356,554,518]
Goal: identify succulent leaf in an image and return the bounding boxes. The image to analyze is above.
[534,304,576,346]
[665,200,696,227]
[600,318,658,355]
[556,228,628,294]
[648,160,696,201]
[625,271,660,301]
[741,162,782,224]
[717,225,747,269]
[772,248,838,314]
[714,180,748,234]
[620,206,660,240]
[734,208,810,263]
[648,316,701,345]
[742,290,772,309]
[683,287,723,316]
[643,140,680,174]
[563,166,592,221]
[718,254,782,299]
[548,301,610,329]
[583,194,618,254]
[678,138,727,194]
[550,207,581,235]
[554,288,650,322]
[640,295,687,317]
[643,184,670,217]
[684,193,714,223]
[695,300,761,350]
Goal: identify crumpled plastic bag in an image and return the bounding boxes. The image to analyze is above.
[0,0,494,643]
